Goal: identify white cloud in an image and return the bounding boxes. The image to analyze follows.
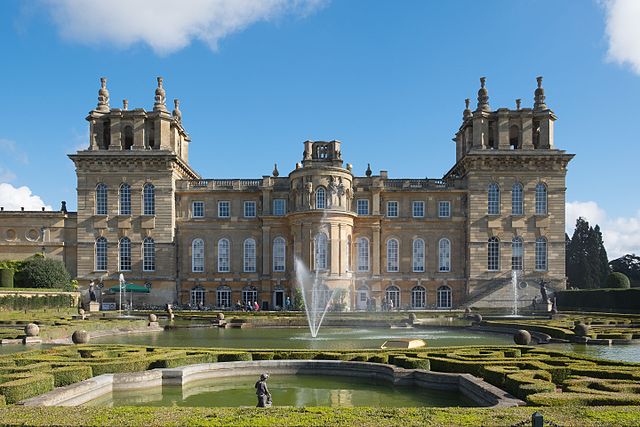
[603,0,640,74]
[41,0,327,55]
[567,200,640,260]
[0,183,52,211]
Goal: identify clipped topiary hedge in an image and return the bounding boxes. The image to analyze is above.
[0,373,54,404]
[606,272,631,289]
[556,288,640,311]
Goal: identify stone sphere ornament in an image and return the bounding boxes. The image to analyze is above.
[78,308,85,316]
[470,313,482,324]
[148,313,157,322]
[574,323,590,337]
[71,330,90,344]
[514,329,532,345]
[408,313,417,324]
[24,323,40,337]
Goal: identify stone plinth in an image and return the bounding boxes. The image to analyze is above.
[89,302,100,312]
[22,337,43,344]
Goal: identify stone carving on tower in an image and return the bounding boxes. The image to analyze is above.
[96,77,110,112]
[154,77,167,112]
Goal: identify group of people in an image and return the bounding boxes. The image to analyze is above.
[236,300,261,312]
[380,296,395,312]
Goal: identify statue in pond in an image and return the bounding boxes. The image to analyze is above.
[88,280,97,302]
[255,373,272,407]
[539,280,549,304]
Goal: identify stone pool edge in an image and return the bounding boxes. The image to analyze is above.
[18,360,524,408]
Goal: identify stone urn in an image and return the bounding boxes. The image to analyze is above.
[24,323,39,337]
[71,330,90,344]
[514,329,532,345]
[148,313,157,322]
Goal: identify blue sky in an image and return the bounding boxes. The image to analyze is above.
[0,0,639,258]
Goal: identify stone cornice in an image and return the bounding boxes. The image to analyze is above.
[445,150,574,179]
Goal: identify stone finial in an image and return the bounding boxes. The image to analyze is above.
[534,76,547,111]
[172,98,182,123]
[154,76,167,112]
[272,163,279,177]
[476,77,490,112]
[123,99,128,110]
[96,77,110,112]
[463,98,472,119]
[60,201,67,213]
[365,163,372,177]
[516,99,521,110]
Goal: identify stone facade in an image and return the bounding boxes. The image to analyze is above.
[0,76,573,310]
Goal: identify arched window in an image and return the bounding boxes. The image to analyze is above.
[387,239,399,272]
[385,285,400,310]
[356,237,369,272]
[511,237,523,271]
[218,238,230,272]
[315,187,326,209]
[242,285,258,305]
[412,238,425,272]
[535,183,547,215]
[216,285,231,308]
[488,237,500,271]
[95,237,107,271]
[243,238,257,272]
[411,285,426,309]
[535,237,548,271]
[96,183,108,215]
[190,286,205,307]
[437,285,452,309]
[439,238,451,272]
[142,237,155,272]
[192,238,204,272]
[119,183,131,215]
[314,233,328,270]
[488,183,500,215]
[143,183,155,215]
[511,183,523,216]
[123,126,134,150]
[119,237,131,271]
[272,237,286,272]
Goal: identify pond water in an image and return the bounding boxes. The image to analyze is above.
[91,326,515,349]
[83,374,474,408]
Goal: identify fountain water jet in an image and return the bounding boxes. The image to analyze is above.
[295,258,338,338]
[511,270,519,316]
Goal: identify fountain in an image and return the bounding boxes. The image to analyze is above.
[295,258,338,338]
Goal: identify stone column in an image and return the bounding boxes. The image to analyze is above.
[372,224,381,276]
[521,110,534,149]
[330,223,340,275]
[262,226,270,275]
[133,115,146,150]
[89,119,98,150]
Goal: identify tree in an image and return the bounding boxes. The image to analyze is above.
[609,254,640,287]
[16,256,71,289]
[604,272,631,289]
[566,217,610,289]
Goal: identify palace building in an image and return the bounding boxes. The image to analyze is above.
[0,76,574,310]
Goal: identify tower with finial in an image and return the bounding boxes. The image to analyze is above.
[447,76,573,303]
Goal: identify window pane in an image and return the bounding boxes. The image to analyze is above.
[387,239,399,272]
[535,237,547,271]
[412,201,424,218]
[438,201,450,218]
[192,201,204,218]
[143,238,155,271]
[218,201,230,217]
[488,183,500,215]
[316,188,326,209]
[357,237,369,271]
[535,183,547,215]
[244,239,256,272]
[273,237,286,272]
[511,183,523,215]
[511,237,523,271]
[357,199,369,215]
[218,239,230,272]
[273,199,286,216]
[488,237,500,271]
[387,201,398,217]
[315,233,328,270]
[192,239,204,272]
[143,184,155,215]
[119,184,131,215]
[439,239,451,272]
[119,238,131,271]
[244,201,256,218]
[96,184,108,215]
[96,237,108,271]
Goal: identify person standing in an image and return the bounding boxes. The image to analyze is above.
[255,373,272,407]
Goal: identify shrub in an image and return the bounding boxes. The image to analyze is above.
[51,365,93,387]
[15,257,71,289]
[315,352,350,361]
[556,288,640,311]
[605,272,631,289]
[367,354,389,364]
[251,352,275,361]
[216,352,252,362]
[0,269,14,288]
[88,358,151,376]
[0,373,54,404]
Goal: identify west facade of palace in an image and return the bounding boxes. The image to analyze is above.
[0,77,573,311]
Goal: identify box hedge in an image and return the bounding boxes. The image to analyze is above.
[0,373,54,404]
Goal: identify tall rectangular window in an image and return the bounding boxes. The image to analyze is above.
[273,199,286,216]
[244,201,256,218]
[438,201,451,218]
[218,201,230,218]
[387,201,398,218]
[412,201,424,218]
[387,239,399,272]
[143,184,155,216]
[357,199,369,215]
[192,201,204,218]
[96,184,108,215]
[143,238,155,272]
[356,237,369,272]
[119,184,131,215]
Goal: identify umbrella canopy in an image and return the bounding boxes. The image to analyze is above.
[109,283,150,293]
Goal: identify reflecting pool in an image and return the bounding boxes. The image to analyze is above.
[84,374,475,408]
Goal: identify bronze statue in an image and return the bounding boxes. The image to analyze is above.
[255,373,272,407]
